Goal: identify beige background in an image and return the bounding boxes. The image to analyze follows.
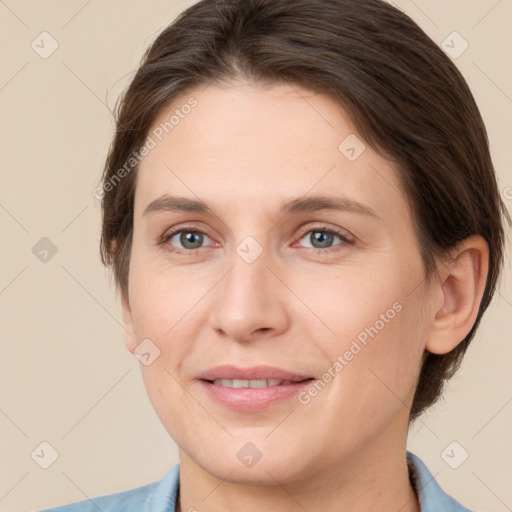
[0,1,511,511]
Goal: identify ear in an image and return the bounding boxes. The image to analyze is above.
[425,235,490,355]
[121,291,138,354]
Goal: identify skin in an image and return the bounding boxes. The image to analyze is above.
[121,80,489,512]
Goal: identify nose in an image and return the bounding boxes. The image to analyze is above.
[209,243,289,343]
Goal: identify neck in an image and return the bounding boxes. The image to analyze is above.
[176,435,420,512]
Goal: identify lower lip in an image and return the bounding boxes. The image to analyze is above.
[198,379,314,412]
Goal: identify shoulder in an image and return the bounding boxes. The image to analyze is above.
[37,464,180,512]
[407,451,474,512]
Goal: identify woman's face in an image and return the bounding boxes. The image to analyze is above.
[123,81,436,483]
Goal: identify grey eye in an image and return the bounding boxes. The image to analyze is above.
[169,230,213,250]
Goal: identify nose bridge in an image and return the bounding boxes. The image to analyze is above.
[209,233,288,341]
[223,236,273,313]
[220,213,274,294]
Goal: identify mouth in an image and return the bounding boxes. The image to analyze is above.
[197,365,315,411]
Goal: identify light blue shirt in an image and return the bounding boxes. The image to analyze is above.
[39,451,473,511]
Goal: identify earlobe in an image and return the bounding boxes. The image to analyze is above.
[121,291,138,354]
[425,235,489,355]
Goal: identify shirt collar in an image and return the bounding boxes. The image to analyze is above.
[407,451,472,511]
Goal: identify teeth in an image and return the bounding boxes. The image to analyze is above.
[212,379,291,388]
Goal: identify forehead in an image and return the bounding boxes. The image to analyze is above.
[134,81,410,226]
[147,81,355,160]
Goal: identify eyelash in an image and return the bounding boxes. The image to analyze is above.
[159,224,354,256]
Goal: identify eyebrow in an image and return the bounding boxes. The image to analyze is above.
[142,194,381,220]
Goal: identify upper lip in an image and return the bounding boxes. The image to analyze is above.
[198,365,314,382]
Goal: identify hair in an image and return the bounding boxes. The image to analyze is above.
[99,0,511,422]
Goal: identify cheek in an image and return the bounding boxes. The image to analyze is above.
[301,307,424,455]
[128,255,202,337]
[327,295,425,422]
[126,268,192,404]
[291,263,406,346]
[300,262,426,405]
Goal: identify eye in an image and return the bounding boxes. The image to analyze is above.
[159,224,353,256]
[296,225,353,253]
[161,228,215,254]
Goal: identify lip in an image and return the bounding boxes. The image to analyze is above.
[197,365,315,412]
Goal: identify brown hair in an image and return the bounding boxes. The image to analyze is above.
[99,0,511,421]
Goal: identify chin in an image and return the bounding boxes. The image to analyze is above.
[184,437,312,486]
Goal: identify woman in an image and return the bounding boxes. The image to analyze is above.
[41,0,510,510]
